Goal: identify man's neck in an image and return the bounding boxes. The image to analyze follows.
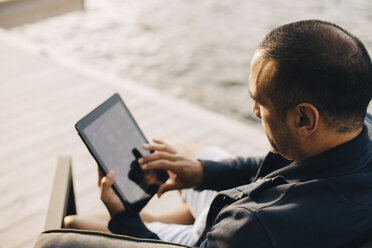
[293,127,363,164]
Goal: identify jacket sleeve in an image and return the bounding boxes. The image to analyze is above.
[197,156,264,191]
[199,206,271,248]
[108,210,160,240]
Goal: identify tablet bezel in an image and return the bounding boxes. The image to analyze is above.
[75,93,153,214]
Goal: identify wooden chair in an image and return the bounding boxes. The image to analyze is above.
[43,156,76,230]
[34,156,190,248]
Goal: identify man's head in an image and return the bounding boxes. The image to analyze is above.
[249,20,372,161]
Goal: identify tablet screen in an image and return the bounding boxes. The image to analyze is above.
[84,101,149,204]
[76,94,168,213]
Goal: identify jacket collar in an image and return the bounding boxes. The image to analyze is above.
[258,125,372,183]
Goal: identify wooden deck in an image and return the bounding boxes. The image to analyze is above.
[0,0,84,29]
[0,29,268,248]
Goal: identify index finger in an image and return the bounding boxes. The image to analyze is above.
[142,142,176,154]
[141,159,176,171]
[139,151,178,165]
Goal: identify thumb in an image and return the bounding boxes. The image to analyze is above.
[157,182,178,198]
[101,170,115,192]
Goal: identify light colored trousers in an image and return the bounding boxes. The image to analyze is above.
[146,146,234,246]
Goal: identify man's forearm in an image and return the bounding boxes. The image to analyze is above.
[197,156,264,191]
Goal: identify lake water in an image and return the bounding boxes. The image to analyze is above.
[12,0,372,123]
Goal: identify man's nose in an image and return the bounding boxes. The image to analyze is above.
[252,102,261,119]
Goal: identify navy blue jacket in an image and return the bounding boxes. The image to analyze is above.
[109,117,372,247]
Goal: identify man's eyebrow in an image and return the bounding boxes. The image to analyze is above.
[249,89,268,106]
[248,89,260,103]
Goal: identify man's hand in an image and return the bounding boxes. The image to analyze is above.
[139,139,204,197]
[98,169,125,217]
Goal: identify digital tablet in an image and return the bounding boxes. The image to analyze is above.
[75,93,169,214]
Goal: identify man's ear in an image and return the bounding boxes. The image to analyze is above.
[294,103,319,136]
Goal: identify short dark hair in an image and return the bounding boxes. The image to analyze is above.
[259,20,372,133]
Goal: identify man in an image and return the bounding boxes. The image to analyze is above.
[98,19,372,247]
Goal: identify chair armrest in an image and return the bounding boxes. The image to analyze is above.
[44,156,77,230]
[35,157,192,248]
[34,229,192,248]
